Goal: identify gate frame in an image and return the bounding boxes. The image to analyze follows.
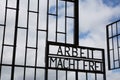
[45,41,106,80]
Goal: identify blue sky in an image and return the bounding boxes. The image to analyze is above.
[0,0,120,80]
[79,31,90,39]
[103,0,120,7]
[79,0,120,80]
[104,0,120,22]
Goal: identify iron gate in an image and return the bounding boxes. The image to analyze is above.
[106,20,120,70]
[45,41,106,80]
[0,0,106,80]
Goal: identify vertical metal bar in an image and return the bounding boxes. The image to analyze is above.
[87,49,89,58]
[65,1,67,44]
[102,50,106,80]
[46,0,49,45]
[106,25,111,70]
[45,42,49,80]
[76,71,78,80]
[116,22,120,67]
[101,62,103,72]
[86,73,88,80]
[0,0,8,79]
[74,0,79,45]
[65,1,67,63]
[11,0,20,80]
[56,0,58,42]
[34,0,39,80]
[45,0,50,79]
[95,73,97,80]
[111,25,115,69]
[56,70,58,80]
[66,70,67,80]
[23,0,30,80]
[92,50,94,59]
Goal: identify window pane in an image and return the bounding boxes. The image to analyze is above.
[1,66,11,80]
[14,67,24,80]
[2,46,13,64]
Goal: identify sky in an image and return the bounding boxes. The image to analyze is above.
[0,0,120,80]
[79,0,120,80]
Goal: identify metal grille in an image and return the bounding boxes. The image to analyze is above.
[0,0,106,80]
[45,41,106,80]
[106,20,120,70]
[47,0,79,45]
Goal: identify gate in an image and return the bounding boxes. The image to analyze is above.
[106,20,120,70]
[45,41,106,80]
[0,0,106,80]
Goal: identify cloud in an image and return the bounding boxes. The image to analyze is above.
[0,0,120,80]
[79,0,120,47]
[79,0,120,80]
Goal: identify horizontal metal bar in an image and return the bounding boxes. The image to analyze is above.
[57,31,66,34]
[109,34,120,39]
[110,67,120,70]
[47,41,104,51]
[0,64,45,69]
[37,29,47,32]
[0,24,5,26]
[29,10,39,13]
[18,26,28,29]
[0,63,105,73]
[48,13,57,16]
[65,16,75,18]
[47,67,104,74]
[114,59,119,62]
[6,7,17,10]
[3,44,14,47]
[27,47,37,49]
[48,55,103,62]
[107,20,120,26]
[60,0,75,2]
